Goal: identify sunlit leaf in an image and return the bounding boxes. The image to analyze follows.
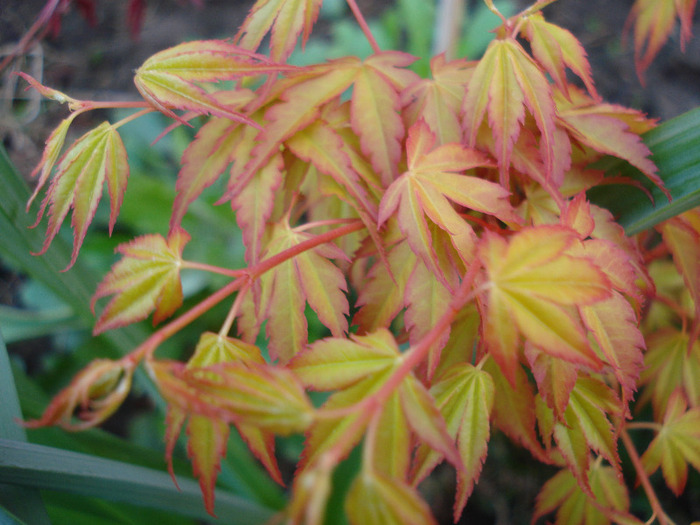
[521,13,598,99]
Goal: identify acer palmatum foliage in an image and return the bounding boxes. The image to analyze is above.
[20,0,700,523]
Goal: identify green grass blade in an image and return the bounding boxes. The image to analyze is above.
[0,331,51,525]
[588,106,700,235]
[0,506,29,525]
[0,439,276,524]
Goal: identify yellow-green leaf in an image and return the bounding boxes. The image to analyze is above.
[345,470,437,525]
[92,228,190,333]
[33,122,129,268]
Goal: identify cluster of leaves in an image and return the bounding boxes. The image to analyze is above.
[17,0,700,523]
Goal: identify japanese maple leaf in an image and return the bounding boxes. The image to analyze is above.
[259,222,349,362]
[235,0,323,62]
[640,391,700,495]
[626,0,693,80]
[291,329,461,480]
[479,225,611,385]
[462,37,556,187]
[378,121,517,283]
[534,463,639,525]
[402,54,475,145]
[134,40,293,125]
[521,13,599,100]
[30,120,128,269]
[223,52,417,200]
[91,228,190,333]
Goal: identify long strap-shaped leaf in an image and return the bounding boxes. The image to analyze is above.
[0,331,51,524]
[0,438,275,523]
[589,106,700,235]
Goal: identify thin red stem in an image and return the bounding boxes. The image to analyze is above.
[620,428,673,525]
[345,0,381,54]
[181,260,246,277]
[250,220,365,279]
[126,220,366,363]
[127,277,246,363]
[375,257,482,399]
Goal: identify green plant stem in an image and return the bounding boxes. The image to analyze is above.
[345,0,381,54]
[620,428,674,525]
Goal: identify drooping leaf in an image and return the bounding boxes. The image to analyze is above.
[134,40,292,124]
[462,37,556,186]
[404,259,452,378]
[400,375,462,476]
[526,347,579,421]
[26,112,78,210]
[233,152,284,265]
[482,357,549,462]
[184,362,314,435]
[345,469,437,525]
[479,226,610,385]
[235,0,324,62]
[556,88,669,200]
[412,364,495,521]
[533,464,640,525]
[521,13,598,100]
[302,371,388,471]
[260,222,349,362]
[351,53,419,186]
[369,391,411,479]
[285,118,379,228]
[32,121,129,268]
[92,228,190,333]
[627,0,678,79]
[640,391,700,495]
[580,292,646,417]
[171,111,248,231]
[224,59,361,200]
[186,414,229,516]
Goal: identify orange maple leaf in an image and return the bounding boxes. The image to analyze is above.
[379,120,516,283]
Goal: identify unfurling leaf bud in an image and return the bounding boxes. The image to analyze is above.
[23,359,134,431]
